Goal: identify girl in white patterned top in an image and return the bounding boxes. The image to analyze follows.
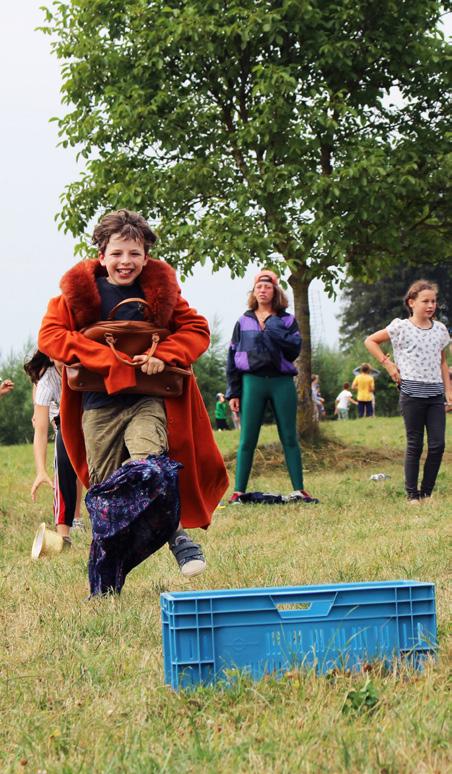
[365,279,451,503]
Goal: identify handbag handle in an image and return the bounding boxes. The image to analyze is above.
[104,333,160,367]
[103,334,190,377]
[107,298,152,321]
[66,360,192,377]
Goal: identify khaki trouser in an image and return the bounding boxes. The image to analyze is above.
[82,397,168,485]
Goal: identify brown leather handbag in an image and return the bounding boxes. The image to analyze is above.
[65,298,191,398]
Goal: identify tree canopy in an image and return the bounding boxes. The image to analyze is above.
[42,0,450,274]
[41,0,451,433]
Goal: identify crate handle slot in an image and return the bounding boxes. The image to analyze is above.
[275,597,335,620]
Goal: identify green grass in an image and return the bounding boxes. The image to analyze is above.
[0,416,451,773]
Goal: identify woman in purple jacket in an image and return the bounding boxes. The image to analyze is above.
[226,270,319,504]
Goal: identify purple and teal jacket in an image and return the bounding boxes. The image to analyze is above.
[225,310,301,398]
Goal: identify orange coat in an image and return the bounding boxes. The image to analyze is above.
[38,258,228,529]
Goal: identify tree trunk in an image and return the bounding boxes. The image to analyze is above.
[289,269,319,440]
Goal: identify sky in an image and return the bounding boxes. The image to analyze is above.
[0,2,344,358]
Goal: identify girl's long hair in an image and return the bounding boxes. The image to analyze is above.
[404,279,438,317]
[23,350,52,384]
[248,285,289,313]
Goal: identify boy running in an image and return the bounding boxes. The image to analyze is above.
[38,209,228,587]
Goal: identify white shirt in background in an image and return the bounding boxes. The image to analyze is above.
[336,389,353,410]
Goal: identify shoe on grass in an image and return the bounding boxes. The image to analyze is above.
[169,533,206,578]
[71,518,86,531]
[228,492,243,504]
[291,489,320,504]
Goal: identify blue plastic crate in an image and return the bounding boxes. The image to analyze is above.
[160,580,437,690]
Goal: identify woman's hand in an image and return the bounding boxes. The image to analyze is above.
[31,472,54,501]
[133,354,165,375]
[229,398,240,413]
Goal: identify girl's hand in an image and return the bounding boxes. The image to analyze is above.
[0,379,14,396]
[133,354,165,375]
[229,398,240,413]
[385,361,401,384]
[31,472,54,502]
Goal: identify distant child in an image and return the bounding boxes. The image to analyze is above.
[311,374,326,420]
[38,209,228,590]
[365,279,451,503]
[352,364,375,418]
[335,382,358,420]
[24,350,84,539]
[215,392,229,431]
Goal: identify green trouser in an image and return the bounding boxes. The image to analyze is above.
[235,374,303,492]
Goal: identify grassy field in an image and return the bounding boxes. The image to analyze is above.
[0,417,450,773]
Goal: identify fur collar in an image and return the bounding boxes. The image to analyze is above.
[60,258,180,329]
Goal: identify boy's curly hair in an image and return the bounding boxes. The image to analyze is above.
[92,209,157,254]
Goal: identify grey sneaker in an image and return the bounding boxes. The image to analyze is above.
[287,489,320,504]
[169,533,207,578]
[71,518,86,531]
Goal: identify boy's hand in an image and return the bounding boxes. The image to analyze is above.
[133,354,165,375]
[229,398,240,413]
[31,472,54,501]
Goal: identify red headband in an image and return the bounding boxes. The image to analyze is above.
[254,270,278,287]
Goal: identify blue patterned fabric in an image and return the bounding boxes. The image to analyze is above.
[85,455,181,595]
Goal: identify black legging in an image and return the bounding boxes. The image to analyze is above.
[399,392,446,498]
[54,419,78,527]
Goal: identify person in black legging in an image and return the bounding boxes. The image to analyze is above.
[365,279,451,503]
[24,351,84,538]
[225,269,319,505]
